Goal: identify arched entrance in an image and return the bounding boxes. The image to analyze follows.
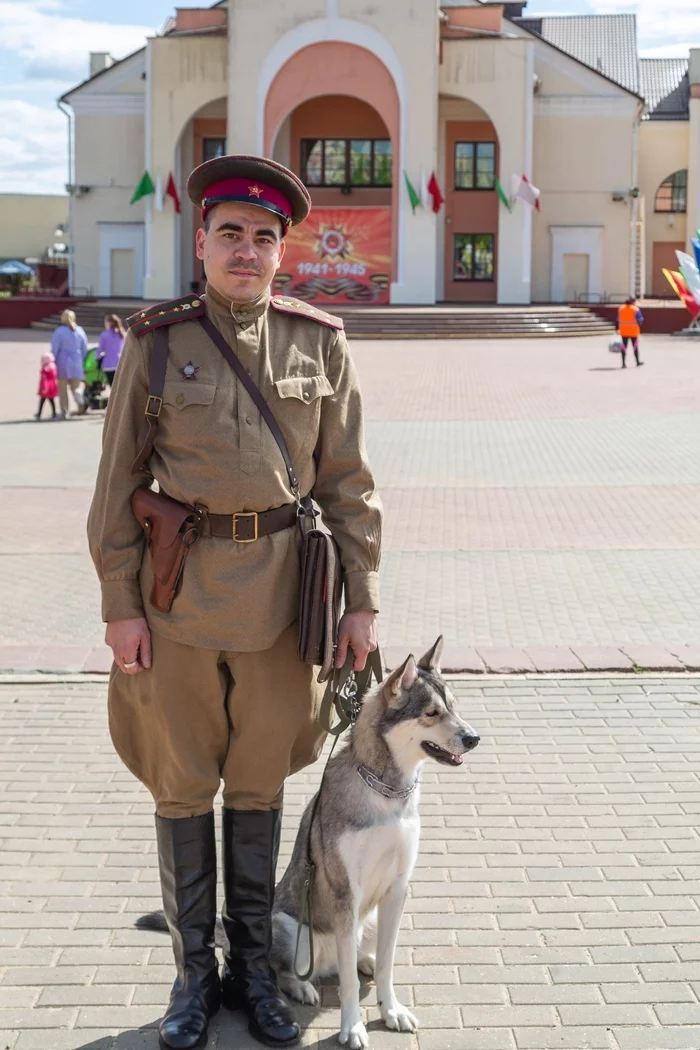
[264,42,400,304]
[177,97,227,295]
[439,97,500,303]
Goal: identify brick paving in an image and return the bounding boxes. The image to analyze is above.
[2,675,700,1049]
[2,328,700,665]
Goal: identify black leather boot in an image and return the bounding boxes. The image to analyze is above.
[220,808,300,1048]
[156,813,221,1050]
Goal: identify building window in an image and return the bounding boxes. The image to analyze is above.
[301,138,393,187]
[455,142,496,190]
[453,234,495,281]
[203,137,226,163]
[654,170,687,213]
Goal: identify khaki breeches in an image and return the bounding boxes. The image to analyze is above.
[107,624,327,819]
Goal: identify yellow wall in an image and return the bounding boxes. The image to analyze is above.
[0,195,68,261]
[71,113,145,293]
[532,112,636,301]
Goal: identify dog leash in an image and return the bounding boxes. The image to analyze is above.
[293,646,384,982]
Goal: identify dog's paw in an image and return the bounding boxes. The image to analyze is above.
[381,1004,419,1033]
[339,1021,369,1049]
[357,953,375,977]
[283,978,320,1005]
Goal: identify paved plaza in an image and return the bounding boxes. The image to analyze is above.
[1,328,700,670]
[2,674,700,1049]
[3,328,700,1048]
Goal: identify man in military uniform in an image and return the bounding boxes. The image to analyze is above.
[87,155,381,1050]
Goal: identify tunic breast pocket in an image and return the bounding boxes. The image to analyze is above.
[160,380,217,440]
[273,374,334,455]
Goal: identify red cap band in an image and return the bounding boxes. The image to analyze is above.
[201,178,293,227]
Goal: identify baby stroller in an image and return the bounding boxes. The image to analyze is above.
[83,347,108,411]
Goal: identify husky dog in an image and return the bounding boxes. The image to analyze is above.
[271,635,479,1048]
[137,637,479,1049]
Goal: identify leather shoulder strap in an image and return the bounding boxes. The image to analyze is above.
[198,315,300,496]
[127,293,205,339]
[130,326,169,477]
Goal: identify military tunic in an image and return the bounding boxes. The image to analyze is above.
[87,282,382,652]
[87,282,382,817]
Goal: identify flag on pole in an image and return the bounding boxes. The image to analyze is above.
[511,174,541,211]
[404,171,420,214]
[130,170,155,205]
[494,177,512,212]
[420,169,429,211]
[154,175,164,212]
[427,171,444,213]
[166,172,182,214]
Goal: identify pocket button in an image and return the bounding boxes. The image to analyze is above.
[303,391,310,401]
[176,394,185,405]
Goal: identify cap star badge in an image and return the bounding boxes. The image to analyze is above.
[248,184,263,198]
[179,361,200,381]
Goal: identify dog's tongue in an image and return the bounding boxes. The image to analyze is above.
[450,753,464,766]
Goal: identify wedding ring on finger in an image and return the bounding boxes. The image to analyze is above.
[123,660,139,669]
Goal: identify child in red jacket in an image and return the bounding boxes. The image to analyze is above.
[36,351,59,420]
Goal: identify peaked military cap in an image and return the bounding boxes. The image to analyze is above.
[187,155,311,234]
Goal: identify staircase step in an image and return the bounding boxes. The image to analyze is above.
[30,299,616,339]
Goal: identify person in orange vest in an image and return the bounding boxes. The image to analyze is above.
[617,297,644,368]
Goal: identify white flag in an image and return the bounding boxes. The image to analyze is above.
[511,174,540,211]
[154,175,164,212]
[420,169,429,210]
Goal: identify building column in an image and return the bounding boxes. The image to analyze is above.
[688,50,700,252]
[496,40,534,304]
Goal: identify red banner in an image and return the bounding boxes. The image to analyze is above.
[274,206,391,305]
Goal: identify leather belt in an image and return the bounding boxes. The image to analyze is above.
[205,502,298,542]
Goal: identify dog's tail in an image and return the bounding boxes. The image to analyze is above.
[135,909,227,948]
[135,910,169,934]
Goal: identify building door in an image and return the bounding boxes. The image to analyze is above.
[442,120,499,302]
[98,224,144,297]
[562,253,590,302]
[110,249,135,297]
[652,242,685,297]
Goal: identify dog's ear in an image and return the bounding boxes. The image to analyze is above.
[418,635,444,673]
[383,655,418,706]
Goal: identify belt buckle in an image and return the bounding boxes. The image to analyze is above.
[233,511,258,543]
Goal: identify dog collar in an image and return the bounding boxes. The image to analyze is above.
[357,765,418,801]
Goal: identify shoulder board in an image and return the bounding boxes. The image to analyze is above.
[270,295,344,331]
[127,294,206,338]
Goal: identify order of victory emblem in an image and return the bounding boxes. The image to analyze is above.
[179,361,200,381]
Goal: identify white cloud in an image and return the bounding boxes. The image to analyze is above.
[0,1,157,192]
[0,0,156,84]
[0,100,68,193]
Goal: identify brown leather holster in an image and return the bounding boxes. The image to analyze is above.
[131,488,201,614]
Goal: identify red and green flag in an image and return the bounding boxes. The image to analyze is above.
[404,171,420,214]
[495,177,512,212]
[130,171,155,205]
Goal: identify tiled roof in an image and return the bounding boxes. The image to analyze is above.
[516,13,640,95]
[639,58,690,120]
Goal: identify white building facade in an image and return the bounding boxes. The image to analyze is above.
[60,0,696,306]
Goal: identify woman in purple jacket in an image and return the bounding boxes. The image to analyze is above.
[51,309,89,418]
[97,314,126,388]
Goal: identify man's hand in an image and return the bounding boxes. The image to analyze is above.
[105,617,152,675]
[335,611,378,671]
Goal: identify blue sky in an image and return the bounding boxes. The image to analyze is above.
[0,0,697,196]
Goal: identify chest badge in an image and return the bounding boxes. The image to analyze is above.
[179,361,200,381]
